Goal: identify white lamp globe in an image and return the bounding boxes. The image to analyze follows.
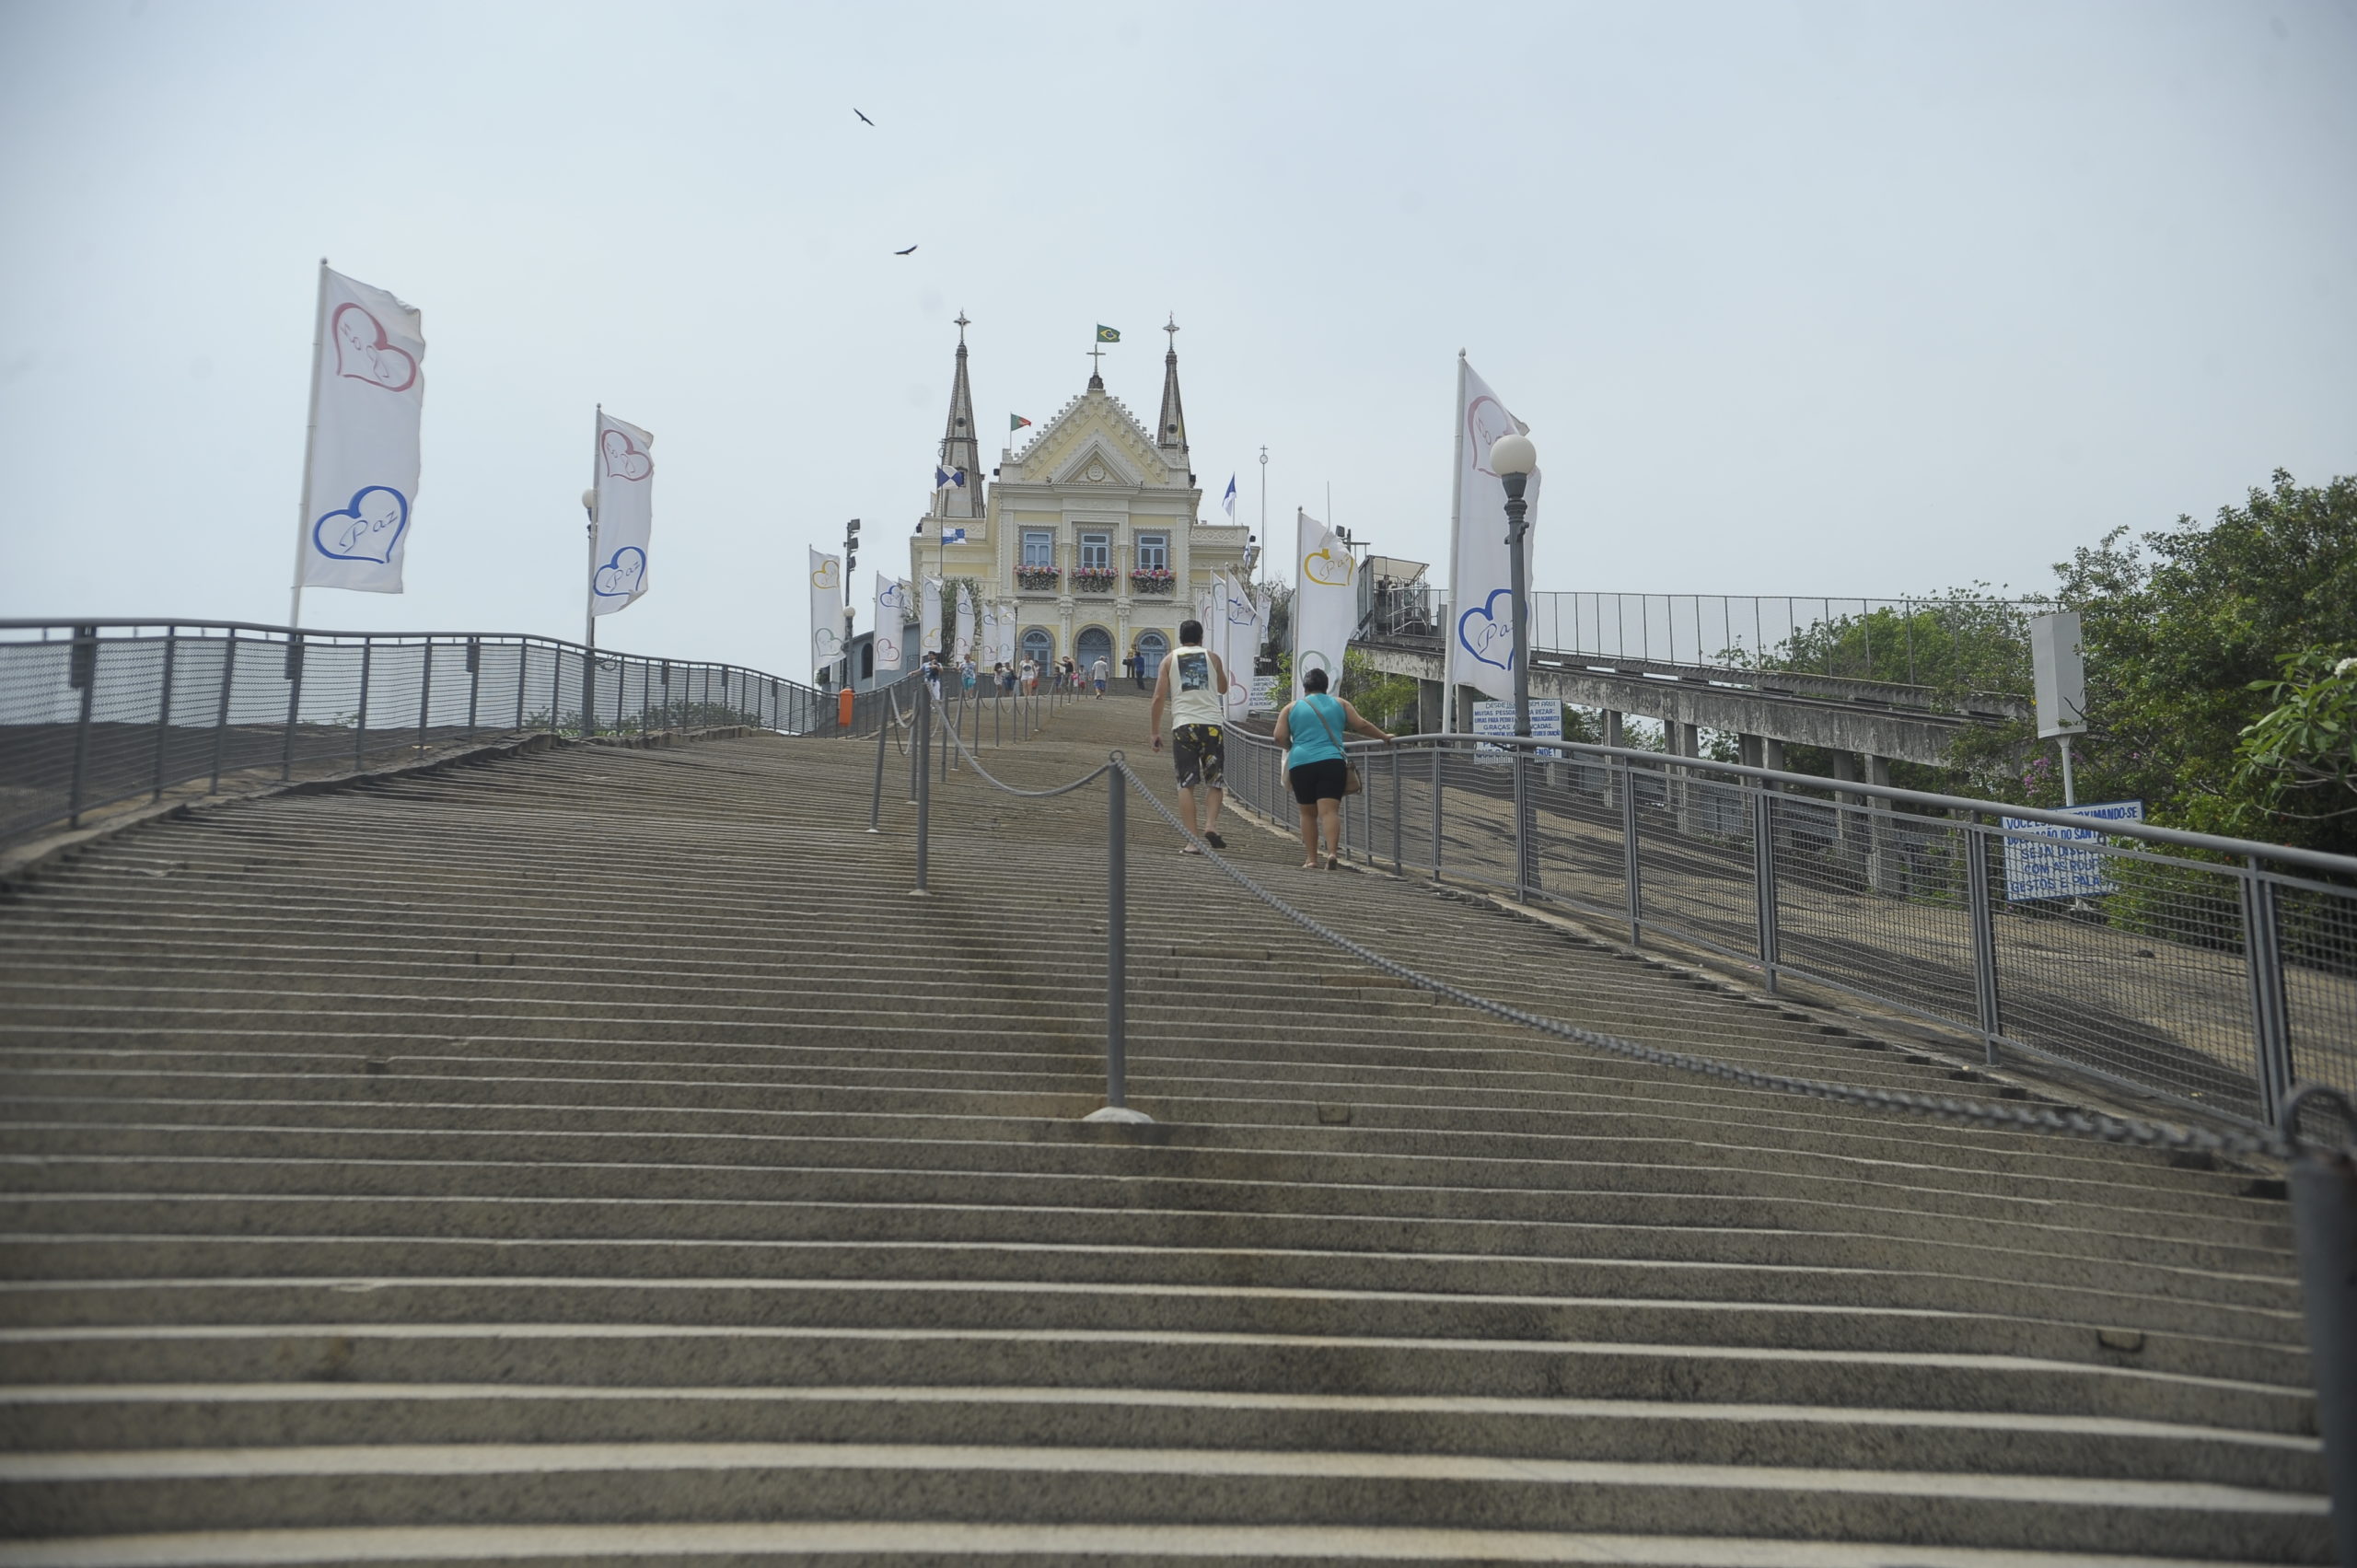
[1489,432,1538,477]
[580,489,597,513]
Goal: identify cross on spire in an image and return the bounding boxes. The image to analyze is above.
[954,310,970,343]
[1086,341,1106,389]
[1164,313,1179,345]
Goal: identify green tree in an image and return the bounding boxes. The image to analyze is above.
[2055,470,2357,854]
[2234,650,2357,832]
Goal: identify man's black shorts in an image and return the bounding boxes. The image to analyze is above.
[1172,724,1225,789]
[1289,759,1349,805]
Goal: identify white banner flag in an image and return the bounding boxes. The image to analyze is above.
[953,584,973,663]
[299,266,424,596]
[589,411,656,617]
[921,577,943,656]
[809,547,843,679]
[1213,571,1255,720]
[1444,356,1538,711]
[997,601,1016,666]
[874,575,911,674]
[980,601,999,670]
[1293,510,1356,702]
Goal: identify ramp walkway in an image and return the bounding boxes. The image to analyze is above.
[0,686,2327,1563]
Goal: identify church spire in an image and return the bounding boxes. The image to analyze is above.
[1155,313,1188,453]
[935,312,981,519]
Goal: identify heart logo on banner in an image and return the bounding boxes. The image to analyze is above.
[593,546,647,598]
[1457,588,1517,671]
[1298,649,1334,684]
[876,633,900,666]
[331,304,418,392]
[600,429,653,482]
[312,485,410,563]
[1303,549,1353,587]
[1466,395,1517,477]
[813,626,842,657]
[879,582,910,614]
[810,558,841,591]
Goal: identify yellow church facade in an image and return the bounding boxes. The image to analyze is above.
[909,317,1250,679]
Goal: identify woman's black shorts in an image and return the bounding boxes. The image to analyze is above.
[1289,759,1349,805]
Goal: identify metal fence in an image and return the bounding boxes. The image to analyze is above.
[0,619,840,847]
[1369,588,2045,690]
[1222,727,2357,1137]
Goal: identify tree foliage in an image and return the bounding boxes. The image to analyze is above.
[2052,470,2357,854]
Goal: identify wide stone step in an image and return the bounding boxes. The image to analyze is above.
[0,1383,2317,1491]
[0,1441,2327,1559]
[0,1325,2310,1432]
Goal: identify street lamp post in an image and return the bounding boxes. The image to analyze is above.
[842,518,861,698]
[579,489,598,652]
[1258,447,1269,589]
[1489,431,1538,897]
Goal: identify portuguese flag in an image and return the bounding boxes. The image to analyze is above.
[1096,325,1120,343]
[1010,413,1032,432]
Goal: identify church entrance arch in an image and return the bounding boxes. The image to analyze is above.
[1019,627,1055,673]
[1135,631,1168,679]
[1075,626,1113,678]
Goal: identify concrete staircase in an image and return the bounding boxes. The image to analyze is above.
[0,693,2327,1563]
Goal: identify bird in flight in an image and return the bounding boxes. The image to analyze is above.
[894,244,918,256]
[853,109,875,126]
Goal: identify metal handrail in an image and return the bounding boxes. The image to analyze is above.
[1217,726,2356,1139]
[0,618,842,847]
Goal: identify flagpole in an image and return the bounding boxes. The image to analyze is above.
[1444,351,1468,733]
[287,258,329,630]
[585,406,599,653]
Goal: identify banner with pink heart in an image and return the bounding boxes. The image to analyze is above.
[300,267,424,596]
[590,411,656,616]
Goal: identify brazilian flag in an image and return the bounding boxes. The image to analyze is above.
[1096,325,1120,343]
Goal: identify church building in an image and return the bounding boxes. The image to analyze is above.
[908,315,1250,679]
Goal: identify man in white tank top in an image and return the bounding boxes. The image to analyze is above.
[1148,619,1229,853]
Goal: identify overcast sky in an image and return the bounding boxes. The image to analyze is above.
[3,0,2351,676]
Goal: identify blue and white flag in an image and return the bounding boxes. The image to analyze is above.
[943,527,968,545]
[300,266,424,596]
[1444,356,1538,713]
[1221,474,1237,521]
[590,411,656,617]
[934,465,966,494]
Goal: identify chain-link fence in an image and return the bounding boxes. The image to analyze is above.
[1223,726,2357,1137]
[0,620,840,846]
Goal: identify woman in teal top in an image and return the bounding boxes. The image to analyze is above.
[1272,667,1392,869]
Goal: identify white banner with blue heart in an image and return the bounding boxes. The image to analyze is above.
[877,575,910,674]
[300,268,424,595]
[953,584,973,663]
[1293,509,1356,702]
[921,577,943,656]
[808,547,843,679]
[590,411,656,617]
[1444,356,1539,714]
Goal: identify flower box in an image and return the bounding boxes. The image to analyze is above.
[1015,567,1062,592]
[1129,569,1176,595]
[1070,569,1120,594]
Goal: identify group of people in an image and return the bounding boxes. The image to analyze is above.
[1147,618,1390,870]
[917,651,1117,699]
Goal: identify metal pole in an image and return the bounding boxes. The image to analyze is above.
[1967,817,2003,1063]
[583,646,597,738]
[2246,859,2294,1126]
[1752,784,1780,995]
[869,700,890,832]
[1622,757,1643,947]
[65,625,97,828]
[209,632,236,795]
[287,258,329,632]
[281,634,302,780]
[1391,745,1403,874]
[354,637,371,771]
[913,680,932,893]
[152,629,177,801]
[1503,470,1536,897]
[1106,764,1128,1107]
[2057,738,2077,807]
[416,639,433,756]
[1430,742,1444,876]
[517,641,530,730]
[2289,1131,2357,1568]
[466,638,482,741]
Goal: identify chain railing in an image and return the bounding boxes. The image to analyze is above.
[0,618,847,847]
[1208,726,2357,1142]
